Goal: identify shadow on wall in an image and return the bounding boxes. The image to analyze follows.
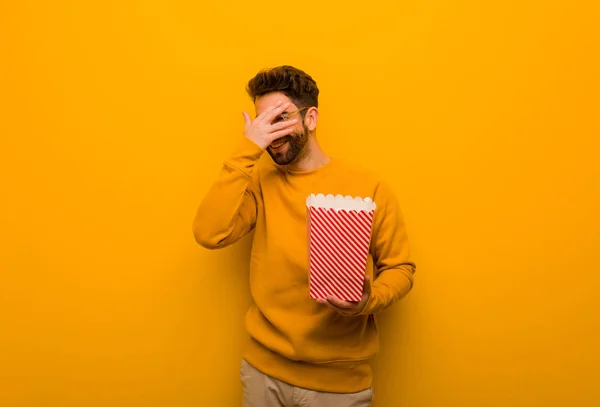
[371,300,414,402]
[205,232,254,346]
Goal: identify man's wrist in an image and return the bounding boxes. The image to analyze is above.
[354,289,377,316]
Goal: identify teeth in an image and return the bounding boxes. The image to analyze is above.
[272,140,286,148]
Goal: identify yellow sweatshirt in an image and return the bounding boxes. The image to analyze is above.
[193,137,416,393]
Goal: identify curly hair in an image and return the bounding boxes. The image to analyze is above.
[246,65,319,109]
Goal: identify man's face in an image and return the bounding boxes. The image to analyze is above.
[255,92,309,166]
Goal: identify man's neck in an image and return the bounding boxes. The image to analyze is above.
[286,139,330,172]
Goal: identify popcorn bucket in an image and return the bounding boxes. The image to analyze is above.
[306,194,377,302]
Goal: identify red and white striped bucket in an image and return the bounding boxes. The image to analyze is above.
[306,194,377,302]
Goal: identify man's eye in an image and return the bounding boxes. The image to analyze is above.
[273,115,286,123]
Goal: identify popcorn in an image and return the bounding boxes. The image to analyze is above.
[306,194,377,302]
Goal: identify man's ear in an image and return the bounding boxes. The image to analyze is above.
[305,107,319,131]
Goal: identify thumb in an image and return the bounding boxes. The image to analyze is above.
[242,111,251,130]
[363,275,372,296]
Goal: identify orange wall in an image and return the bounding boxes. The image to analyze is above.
[1,1,599,406]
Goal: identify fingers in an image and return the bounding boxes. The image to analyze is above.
[270,118,298,132]
[266,120,298,141]
[316,298,329,306]
[260,101,291,123]
[317,298,342,312]
[242,100,299,148]
[326,296,355,309]
[267,127,296,141]
[317,295,354,309]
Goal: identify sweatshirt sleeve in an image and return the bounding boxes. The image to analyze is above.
[192,137,265,249]
[356,181,416,315]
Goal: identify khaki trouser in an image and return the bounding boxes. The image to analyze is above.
[240,359,374,407]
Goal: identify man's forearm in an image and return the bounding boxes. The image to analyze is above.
[358,264,415,315]
[192,138,263,249]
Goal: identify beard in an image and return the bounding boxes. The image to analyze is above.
[266,124,309,166]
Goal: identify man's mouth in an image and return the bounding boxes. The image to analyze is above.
[270,138,289,150]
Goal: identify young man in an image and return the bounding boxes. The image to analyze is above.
[193,65,416,407]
